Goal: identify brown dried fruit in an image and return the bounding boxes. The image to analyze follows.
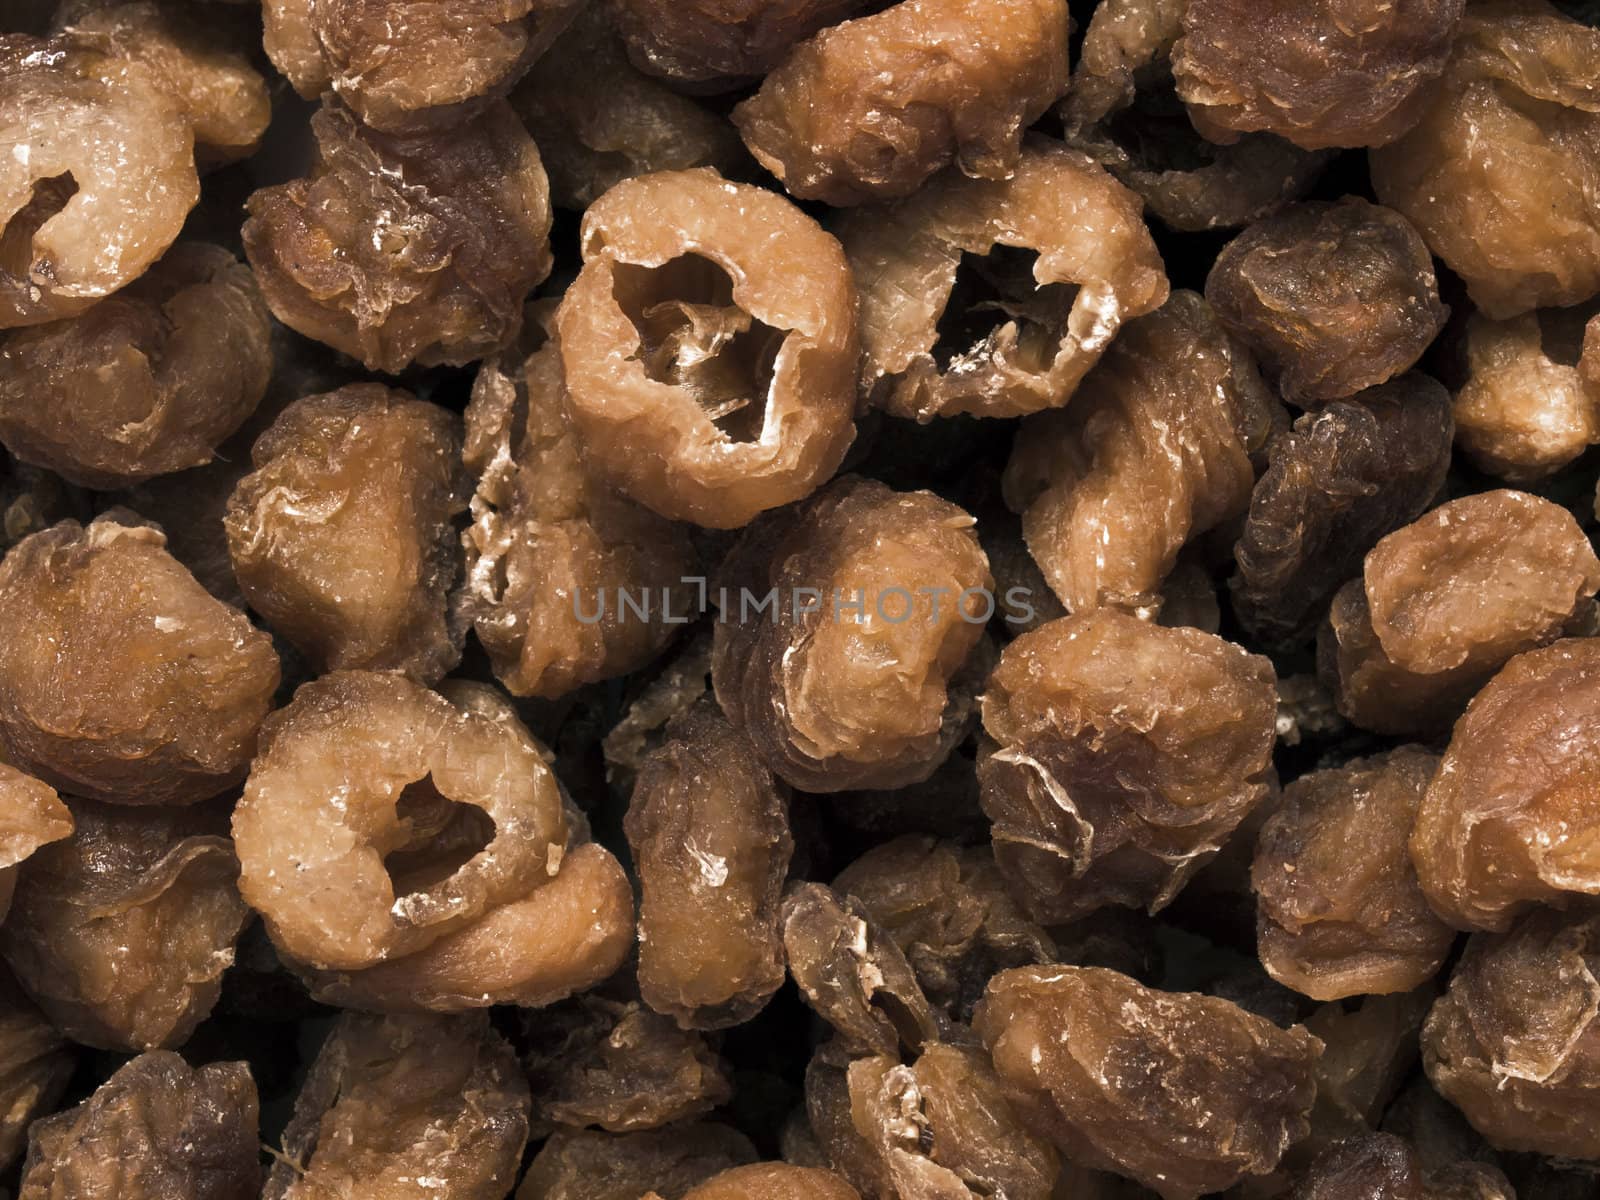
[516,1125,758,1200]
[713,476,992,793]
[679,1164,862,1200]
[832,836,1055,1022]
[1253,748,1455,1001]
[1370,0,1600,319]
[521,994,734,1132]
[1301,990,1431,1160]
[974,965,1322,1200]
[1422,907,1600,1158]
[607,0,874,88]
[732,0,1069,206]
[1290,1133,1514,1200]
[0,973,73,1172]
[457,311,695,700]
[838,139,1169,421]
[1232,376,1454,647]
[0,761,70,924]
[261,0,329,96]
[0,242,271,488]
[979,608,1278,924]
[556,169,857,529]
[1001,291,1275,614]
[242,99,552,373]
[0,35,198,328]
[1206,200,1449,405]
[1172,0,1464,150]
[1411,638,1600,932]
[805,1042,894,1199]
[265,1012,529,1200]
[226,385,467,684]
[0,518,279,805]
[1323,491,1600,737]
[0,449,87,557]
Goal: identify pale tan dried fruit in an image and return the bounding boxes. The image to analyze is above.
[517,1125,758,1200]
[678,1164,862,1200]
[607,0,875,88]
[0,761,70,924]
[713,476,992,792]
[0,517,279,805]
[226,385,467,684]
[262,0,329,96]
[556,169,857,529]
[0,971,73,1172]
[1001,290,1275,614]
[732,0,1070,206]
[265,1012,529,1200]
[1370,0,1600,319]
[974,965,1322,1200]
[242,98,552,373]
[838,139,1169,421]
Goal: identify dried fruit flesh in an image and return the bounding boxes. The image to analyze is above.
[517,1125,758,1200]
[678,1164,862,1200]
[1290,1132,1515,1200]
[0,761,70,924]
[0,972,72,1172]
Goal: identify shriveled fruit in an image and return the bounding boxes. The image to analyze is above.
[679,1164,862,1200]
[0,242,271,488]
[262,0,330,96]
[1001,291,1275,614]
[1370,0,1600,318]
[1232,377,1454,647]
[1301,991,1432,1162]
[0,518,279,805]
[607,0,875,88]
[732,0,1069,206]
[556,169,856,529]
[1254,748,1455,1000]
[20,1052,259,1200]
[1411,638,1600,932]
[1172,0,1465,150]
[226,385,467,684]
[1290,1132,1514,1200]
[0,762,70,924]
[712,476,991,792]
[242,98,552,373]
[838,139,1169,421]
[0,449,86,557]
[265,1012,529,1200]
[516,1125,757,1200]
[974,965,1322,1200]
[979,609,1278,923]
[1206,199,1449,404]
[0,973,73,1172]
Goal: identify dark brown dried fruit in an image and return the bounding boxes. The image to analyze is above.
[804,1042,894,1199]
[838,139,1169,421]
[20,1052,260,1200]
[713,476,992,792]
[1411,638,1600,932]
[0,761,70,924]
[1301,990,1432,1160]
[226,385,467,684]
[265,1012,529,1199]
[0,972,73,1172]
[1001,290,1275,614]
[516,1125,758,1200]
[1232,376,1454,647]
[1290,1133,1514,1200]
[1370,0,1600,318]
[607,0,874,88]
[242,99,552,373]
[0,449,87,558]
[1206,199,1449,405]
[974,965,1322,1200]
[979,609,1278,923]
[556,169,857,528]
[1422,907,1600,1158]
[1172,0,1465,150]
[1254,748,1455,1000]
[679,1164,862,1200]
[0,242,271,488]
[0,518,279,805]
[732,0,1069,206]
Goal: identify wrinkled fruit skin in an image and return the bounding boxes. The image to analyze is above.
[515,1125,757,1200]
[974,965,1322,1200]
[0,761,71,925]
[0,972,73,1172]
[679,1164,862,1200]
[1289,1132,1515,1200]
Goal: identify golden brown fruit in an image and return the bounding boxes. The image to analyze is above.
[0,973,72,1173]
[974,966,1322,1200]
[1411,638,1600,932]
[261,0,330,96]
[1422,907,1600,1158]
[1253,748,1455,1000]
[1290,1132,1514,1200]
[0,518,279,805]
[0,242,271,489]
[607,0,874,88]
[680,1164,862,1200]
[1002,290,1276,614]
[1172,0,1465,150]
[0,762,71,925]
[242,99,552,373]
[0,35,198,328]
[265,1012,529,1200]
[0,797,247,1052]
[233,671,568,971]
[556,169,857,528]
[516,1126,758,1200]
[838,139,1169,421]
[226,385,467,684]
[712,476,992,792]
[1370,0,1600,319]
[978,606,1278,925]
[19,1052,260,1200]
[1205,199,1449,404]
[732,0,1070,206]
[457,312,695,700]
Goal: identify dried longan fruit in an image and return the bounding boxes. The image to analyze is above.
[0,762,70,924]
[517,1126,758,1200]
[0,972,73,1173]
[678,1164,862,1200]
[1291,1133,1514,1200]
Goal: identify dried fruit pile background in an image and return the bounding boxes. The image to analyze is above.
[1,0,1600,1197]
